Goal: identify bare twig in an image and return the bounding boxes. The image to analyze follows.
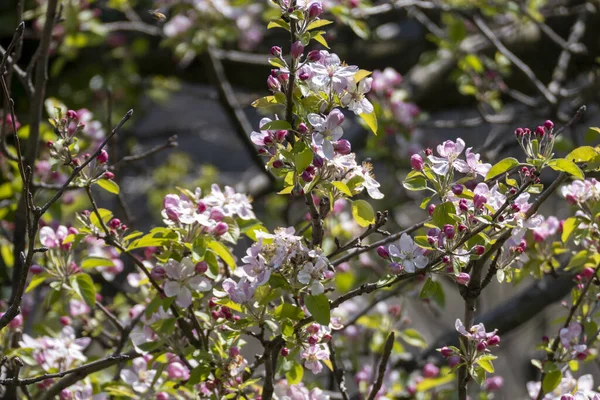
[367,332,395,400]
[111,135,178,170]
[328,341,350,400]
[471,14,556,105]
[327,211,388,259]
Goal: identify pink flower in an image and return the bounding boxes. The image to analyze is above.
[301,345,329,374]
[371,67,403,94]
[222,278,256,304]
[120,358,158,393]
[39,225,69,249]
[428,138,466,176]
[560,322,582,349]
[163,257,211,308]
[484,376,504,391]
[532,216,560,242]
[309,109,345,160]
[167,360,190,380]
[455,148,491,177]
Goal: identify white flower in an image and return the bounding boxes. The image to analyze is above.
[241,241,270,285]
[341,77,374,114]
[298,257,329,295]
[309,109,345,160]
[39,225,68,248]
[428,138,466,176]
[222,278,257,304]
[454,148,491,177]
[352,161,384,199]
[309,52,358,93]
[301,345,329,374]
[163,257,211,308]
[120,358,158,393]
[473,183,506,212]
[388,234,428,273]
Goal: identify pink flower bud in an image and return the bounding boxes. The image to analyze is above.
[425,148,433,156]
[291,41,304,59]
[561,395,575,400]
[308,2,323,18]
[476,341,488,352]
[451,184,463,195]
[473,194,487,209]
[514,127,524,136]
[30,264,43,274]
[151,266,166,281]
[312,154,324,168]
[535,126,545,137]
[281,347,290,357]
[104,171,115,180]
[484,376,504,391]
[229,346,240,358]
[459,199,469,212]
[334,139,352,155]
[544,120,554,130]
[165,207,179,222]
[456,272,470,286]
[410,154,424,171]
[213,222,228,236]
[448,355,460,367]
[443,224,455,239]
[156,392,169,400]
[308,335,319,345]
[301,170,313,182]
[108,218,121,229]
[576,351,587,360]
[272,159,284,169]
[440,346,453,357]
[66,110,78,120]
[275,130,288,141]
[328,108,345,126]
[210,208,224,222]
[96,150,109,164]
[209,298,218,308]
[389,262,403,274]
[377,246,390,259]
[323,270,334,279]
[267,75,281,91]
[487,335,500,346]
[473,245,485,255]
[581,267,595,279]
[270,46,282,56]
[59,316,71,326]
[428,204,436,216]
[197,201,207,213]
[8,314,22,329]
[298,71,309,81]
[458,224,467,233]
[298,122,308,134]
[195,261,208,274]
[307,50,321,62]
[422,363,439,378]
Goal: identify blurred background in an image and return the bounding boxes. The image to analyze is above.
[1,0,600,398]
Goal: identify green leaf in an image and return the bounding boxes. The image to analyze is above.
[416,373,455,392]
[96,179,120,195]
[306,19,333,30]
[311,32,329,48]
[403,175,427,191]
[71,273,96,307]
[351,200,375,227]
[26,274,48,293]
[267,19,290,31]
[332,181,352,197]
[261,120,292,131]
[274,303,305,321]
[398,328,426,348]
[188,364,211,385]
[566,146,599,163]
[566,250,589,271]
[304,294,330,325]
[354,69,372,82]
[548,158,584,179]
[542,370,562,394]
[285,361,304,385]
[348,19,369,39]
[81,256,114,269]
[432,201,456,228]
[295,146,313,173]
[90,208,113,230]
[476,357,495,373]
[207,240,236,269]
[359,111,378,135]
[464,54,484,73]
[485,157,519,180]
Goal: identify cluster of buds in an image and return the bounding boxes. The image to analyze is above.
[47,109,85,165]
[209,298,238,322]
[266,67,289,92]
[514,120,555,161]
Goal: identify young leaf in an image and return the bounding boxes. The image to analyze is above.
[261,120,292,131]
[332,181,352,197]
[566,146,599,163]
[351,200,375,227]
[432,202,456,228]
[96,179,120,195]
[72,273,96,307]
[81,256,115,269]
[207,240,236,269]
[285,361,304,385]
[548,158,584,179]
[274,303,305,321]
[304,294,330,325]
[542,370,562,394]
[485,157,519,180]
[306,19,333,30]
[359,111,378,135]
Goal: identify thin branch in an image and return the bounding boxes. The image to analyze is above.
[522,6,586,55]
[328,341,350,400]
[471,14,557,105]
[111,135,178,170]
[205,46,275,186]
[0,353,133,387]
[327,211,388,259]
[367,332,395,400]
[95,302,125,333]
